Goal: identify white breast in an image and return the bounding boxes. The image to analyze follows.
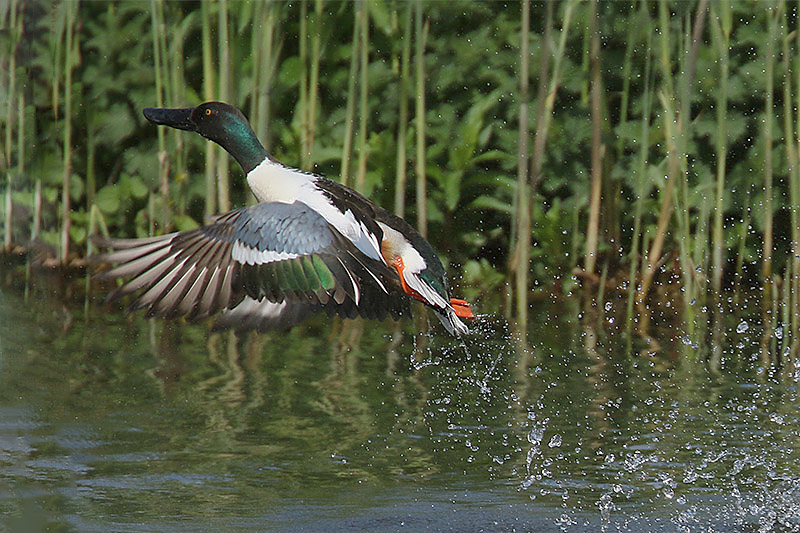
[246,158,307,203]
[377,224,426,273]
[378,222,447,308]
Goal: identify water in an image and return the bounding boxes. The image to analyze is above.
[1,273,799,532]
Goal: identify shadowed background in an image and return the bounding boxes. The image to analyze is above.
[1,1,798,354]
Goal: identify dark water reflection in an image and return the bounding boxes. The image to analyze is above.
[1,275,799,531]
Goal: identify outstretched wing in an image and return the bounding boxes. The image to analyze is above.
[92,201,406,323]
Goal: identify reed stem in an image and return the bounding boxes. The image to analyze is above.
[636,0,681,330]
[761,3,776,292]
[201,1,217,218]
[252,2,281,158]
[355,0,369,193]
[217,0,230,211]
[299,0,309,169]
[678,0,707,310]
[791,0,800,361]
[414,0,428,237]
[626,11,652,336]
[710,0,731,298]
[308,0,323,167]
[394,2,412,217]
[32,179,41,241]
[340,4,359,187]
[636,91,678,332]
[3,0,16,251]
[584,0,603,278]
[60,1,76,264]
[150,0,170,230]
[531,0,573,196]
[513,0,531,334]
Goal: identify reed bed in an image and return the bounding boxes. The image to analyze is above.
[0,1,797,362]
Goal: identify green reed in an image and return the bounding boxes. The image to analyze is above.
[60,0,76,263]
[394,1,412,218]
[0,2,797,363]
[355,0,369,193]
[512,0,530,336]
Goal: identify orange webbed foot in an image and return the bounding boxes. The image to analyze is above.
[450,298,475,321]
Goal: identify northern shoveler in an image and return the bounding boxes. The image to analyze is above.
[93,102,474,336]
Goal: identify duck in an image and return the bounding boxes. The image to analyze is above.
[93,101,474,336]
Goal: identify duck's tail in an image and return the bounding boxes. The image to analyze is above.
[434,298,474,336]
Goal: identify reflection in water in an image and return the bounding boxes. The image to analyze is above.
[1,274,800,530]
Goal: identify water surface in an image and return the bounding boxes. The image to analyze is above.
[0,273,798,532]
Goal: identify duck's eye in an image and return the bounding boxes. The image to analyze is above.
[205,108,212,116]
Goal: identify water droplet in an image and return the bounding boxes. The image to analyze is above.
[528,426,545,445]
[604,301,612,311]
[736,320,749,333]
[548,434,562,448]
[554,513,576,526]
[769,412,785,425]
[597,493,614,521]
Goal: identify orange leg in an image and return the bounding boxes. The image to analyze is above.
[395,257,475,320]
[394,256,426,303]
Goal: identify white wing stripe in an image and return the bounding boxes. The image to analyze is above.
[232,241,300,265]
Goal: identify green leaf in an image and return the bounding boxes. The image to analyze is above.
[95,185,121,215]
[368,0,392,36]
[69,173,84,201]
[69,223,87,245]
[443,170,464,212]
[173,214,200,232]
[469,195,513,215]
[121,174,149,200]
[278,56,302,87]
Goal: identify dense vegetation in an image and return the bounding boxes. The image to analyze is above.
[1,1,798,358]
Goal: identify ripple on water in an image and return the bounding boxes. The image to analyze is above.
[0,281,799,531]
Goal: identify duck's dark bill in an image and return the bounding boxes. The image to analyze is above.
[143,107,196,131]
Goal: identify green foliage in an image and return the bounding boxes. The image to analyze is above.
[0,1,794,308]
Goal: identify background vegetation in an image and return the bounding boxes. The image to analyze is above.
[1,1,798,360]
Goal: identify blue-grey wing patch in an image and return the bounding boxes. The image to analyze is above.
[232,201,336,259]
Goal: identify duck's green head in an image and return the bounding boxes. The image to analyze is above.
[143,102,267,173]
